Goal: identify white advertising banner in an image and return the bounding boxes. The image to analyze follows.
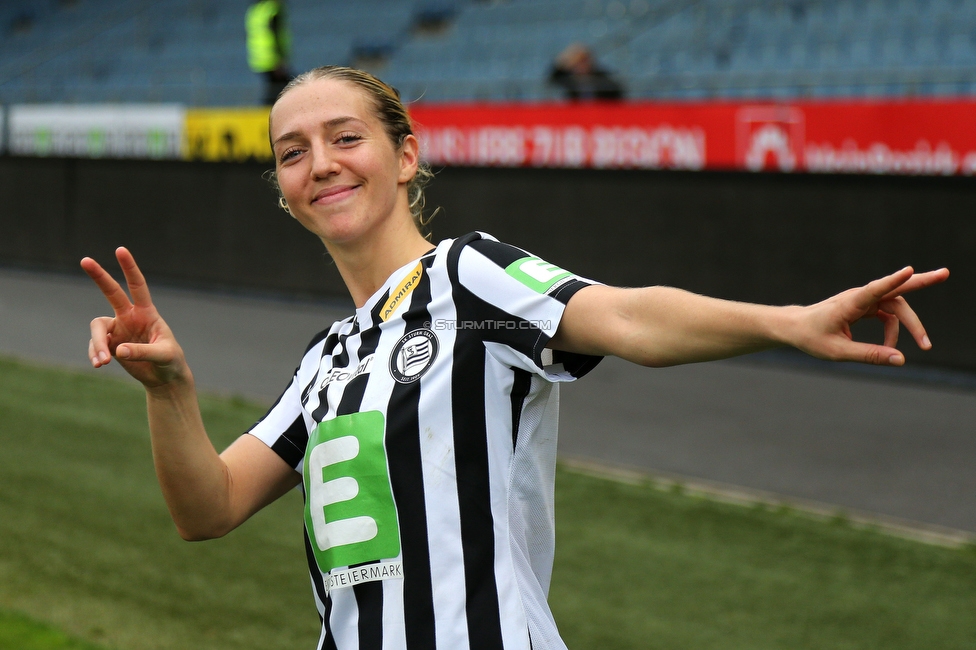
[9,104,185,159]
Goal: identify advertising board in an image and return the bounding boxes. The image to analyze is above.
[8,104,184,158]
[183,108,273,162]
[410,98,976,175]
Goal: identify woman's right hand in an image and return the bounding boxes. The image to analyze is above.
[81,247,190,389]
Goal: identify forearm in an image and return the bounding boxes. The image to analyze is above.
[145,373,235,541]
[555,285,803,367]
[614,286,800,366]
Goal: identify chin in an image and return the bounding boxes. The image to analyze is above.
[306,216,372,246]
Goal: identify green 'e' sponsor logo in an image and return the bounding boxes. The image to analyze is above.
[303,411,400,575]
[505,256,572,294]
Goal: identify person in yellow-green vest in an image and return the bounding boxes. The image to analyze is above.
[246,0,293,104]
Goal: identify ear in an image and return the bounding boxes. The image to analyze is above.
[398,134,420,184]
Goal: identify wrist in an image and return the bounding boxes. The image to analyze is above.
[145,366,196,401]
[769,304,806,349]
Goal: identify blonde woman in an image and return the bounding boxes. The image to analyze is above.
[82,66,948,650]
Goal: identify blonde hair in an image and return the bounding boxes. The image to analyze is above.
[268,65,436,233]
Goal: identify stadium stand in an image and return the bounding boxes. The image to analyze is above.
[1,0,975,105]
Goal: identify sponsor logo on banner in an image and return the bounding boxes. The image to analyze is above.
[9,104,184,158]
[183,108,273,161]
[736,106,805,172]
[589,125,706,169]
[418,123,705,170]
[805,139,959,175]
[390,328,439,383]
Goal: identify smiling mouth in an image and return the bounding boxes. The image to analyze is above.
[312,185,360,205]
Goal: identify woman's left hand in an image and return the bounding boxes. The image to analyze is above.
[789,266,950,366]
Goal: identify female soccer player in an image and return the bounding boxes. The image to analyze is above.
[81,66,948,650]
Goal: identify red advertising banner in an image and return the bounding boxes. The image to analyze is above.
[409,99,976,175]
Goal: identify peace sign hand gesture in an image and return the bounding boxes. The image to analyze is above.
[81,247,190,389]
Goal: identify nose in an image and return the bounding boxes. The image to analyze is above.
[309,141,340,179]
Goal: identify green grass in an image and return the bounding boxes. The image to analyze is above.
[0,609,111,649]
[0,356,317,650]
[1,356,975,649]
[552,471,976,649]
[0,611,113,650]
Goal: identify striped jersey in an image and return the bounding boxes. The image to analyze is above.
[249,232,602,650]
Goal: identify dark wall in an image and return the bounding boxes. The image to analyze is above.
[0,156,348,296]
[0,156,969,369]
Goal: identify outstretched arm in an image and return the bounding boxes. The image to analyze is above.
[549,267,949,368]
[82,248,299,540]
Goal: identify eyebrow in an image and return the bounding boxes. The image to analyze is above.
[271,116,367,148]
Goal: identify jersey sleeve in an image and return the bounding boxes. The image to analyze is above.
[245,325,339,473]
[451,233,602,382]
[247,373,310,472]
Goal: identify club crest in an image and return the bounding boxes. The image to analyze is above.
[390,328,439,384]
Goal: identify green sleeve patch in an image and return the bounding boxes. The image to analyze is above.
[505,256,573,294]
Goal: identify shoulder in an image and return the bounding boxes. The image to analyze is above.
[441,232,532,272]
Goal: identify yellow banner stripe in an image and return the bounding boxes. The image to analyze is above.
[183,108,273,162]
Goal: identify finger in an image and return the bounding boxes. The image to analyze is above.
[115,247,154,308]
[89,338,110,368]
[853,267,914,311]
[81,257,133,313]
[878,310,900,349]
[89,316,116,366]
[879,296,932,350]
[881,267,950,300]
[88,339,105,368]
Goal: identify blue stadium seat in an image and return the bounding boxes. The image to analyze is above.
[1,0,975,105]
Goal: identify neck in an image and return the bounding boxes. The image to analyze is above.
[326,213,434,309]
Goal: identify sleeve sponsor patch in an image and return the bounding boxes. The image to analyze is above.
[505,256,573,294]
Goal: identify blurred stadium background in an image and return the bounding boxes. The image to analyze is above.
[3,0,976,104]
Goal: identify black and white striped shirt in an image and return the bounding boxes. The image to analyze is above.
[250,232,601,650]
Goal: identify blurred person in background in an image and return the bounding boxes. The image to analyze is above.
[246,0,294,104]
[549,43,624,101]
[81,66,947,650]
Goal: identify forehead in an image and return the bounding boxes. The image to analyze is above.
[270,78,377,139]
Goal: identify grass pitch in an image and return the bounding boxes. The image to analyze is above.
[0,609,110,650]
[0,356,974,649]
[0,356,316,650]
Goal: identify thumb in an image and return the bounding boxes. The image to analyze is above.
[115,341,178,364]
[844,342,905,367]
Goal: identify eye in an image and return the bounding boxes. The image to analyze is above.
[335,132,362,146]
[279,147,302,163]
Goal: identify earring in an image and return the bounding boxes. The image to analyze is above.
[278,196,294,217]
